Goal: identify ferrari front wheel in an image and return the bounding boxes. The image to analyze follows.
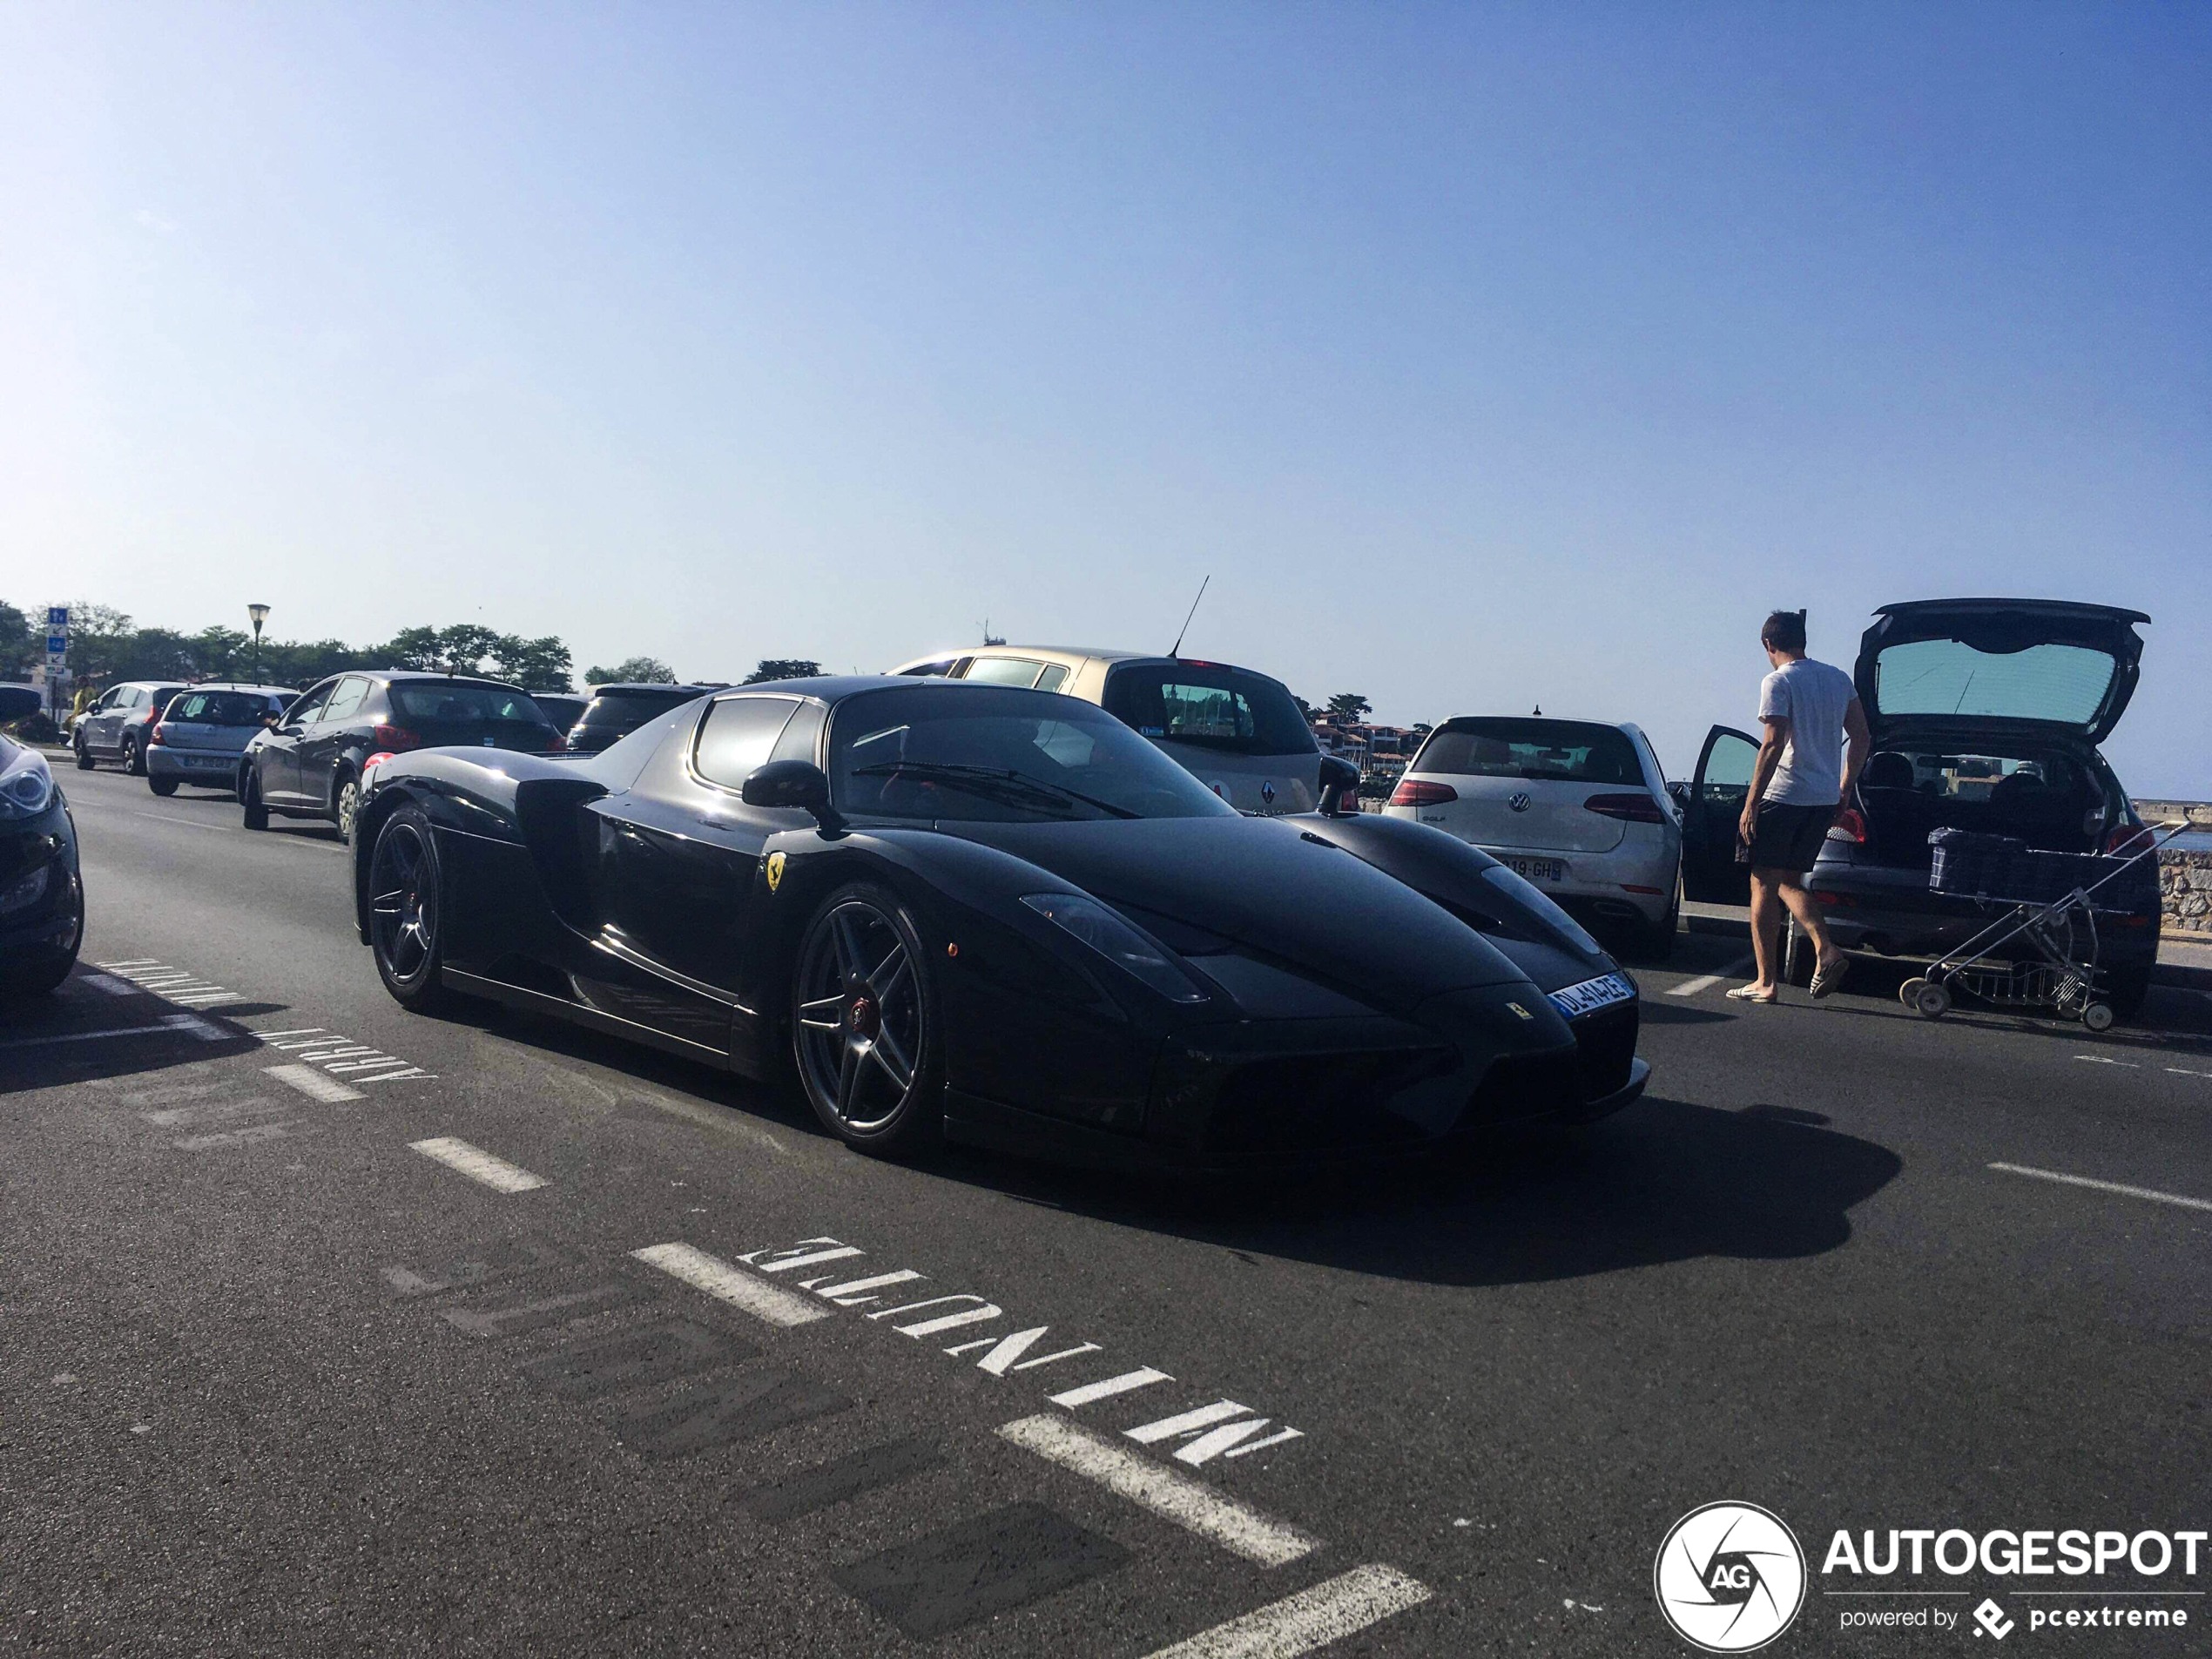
[792,884,942,1158]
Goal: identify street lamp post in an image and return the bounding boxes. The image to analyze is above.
[248,604,270,685]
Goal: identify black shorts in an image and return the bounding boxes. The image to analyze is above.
[1746,799,1834,873]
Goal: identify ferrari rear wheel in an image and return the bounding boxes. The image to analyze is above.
[792,884,942,1158]
[368,806,456,1014]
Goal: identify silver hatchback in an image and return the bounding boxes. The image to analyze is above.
[145,685,298,797]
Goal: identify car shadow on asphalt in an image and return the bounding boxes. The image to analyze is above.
[0,973,273,1096]
[939,1094,1905,1289]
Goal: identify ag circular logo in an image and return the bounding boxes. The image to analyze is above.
[1653,1502,1806,1652]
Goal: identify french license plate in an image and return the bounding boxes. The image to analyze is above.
[1504,855,1566,883]
[1549,973,1635,1019]
[185,754,226,767]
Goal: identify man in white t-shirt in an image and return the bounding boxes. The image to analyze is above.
[1730,609,1871,1003]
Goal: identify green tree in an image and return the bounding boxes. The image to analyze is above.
[743,658,822,684]
[491,634,573,692]
[117,628,199,680]
[584,656,676,685]
[0,601,31,678]
[1325,692,1372,720]
[189,625,250,680]
[61,604,137,683]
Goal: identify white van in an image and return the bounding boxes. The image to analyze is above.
[887,647,1322,816]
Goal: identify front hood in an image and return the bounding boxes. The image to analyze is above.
[949,816,1531,1011]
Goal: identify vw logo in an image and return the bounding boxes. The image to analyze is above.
[1507,792,1532,813]
[1653,1502,1806,1652]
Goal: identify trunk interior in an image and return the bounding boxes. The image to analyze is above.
[1853,741,2103,869]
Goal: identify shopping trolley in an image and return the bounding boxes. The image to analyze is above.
[1898,821,2185,1031]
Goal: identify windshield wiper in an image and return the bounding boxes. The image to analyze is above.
[851,761,1140,819]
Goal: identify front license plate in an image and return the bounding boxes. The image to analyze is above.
[1505,856,1566,883]
[1549,973,1635,1019]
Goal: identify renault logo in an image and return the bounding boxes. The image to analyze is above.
[1507,792,1532,813]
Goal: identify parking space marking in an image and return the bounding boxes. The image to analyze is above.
[78,974,139,997]
[408,1136,550,1193]
[631,1243,832,1326]
[997,1414,1318,1568]
[0,1013,226,1049]
[266,1064,366,1103]
[2074,1055,2143,1069]
[1989,1162,2212,1215]
[1668,955,1753,996]
[1141,1563,1433,1659]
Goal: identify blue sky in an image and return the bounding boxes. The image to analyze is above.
[4,4,2207,790]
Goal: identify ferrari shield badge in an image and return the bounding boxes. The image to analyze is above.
[765,851,786,893]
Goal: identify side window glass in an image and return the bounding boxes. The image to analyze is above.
[1700,732,1759,799]
[1034,664,1070,695]
[693,697,799,790]
[286,684,335,726]
[769,701,826,767]
[321,678,371,724]
[963,657,1046,688]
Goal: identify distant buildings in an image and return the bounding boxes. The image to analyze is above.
[1313,712,1431,798]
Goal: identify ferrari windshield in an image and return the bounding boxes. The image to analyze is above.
[830,685,1238,823]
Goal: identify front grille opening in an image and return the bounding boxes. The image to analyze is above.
[1205,1049,1453,1155]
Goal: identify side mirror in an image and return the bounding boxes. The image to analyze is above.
[742,759,842,830]
[0,685,42,723]
[1317,754,1361,817]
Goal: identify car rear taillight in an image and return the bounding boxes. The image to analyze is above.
[1827,806,1867,844]
[2105,825,2155,856]
[372,724,423,752]
[1389,779,1458,807]
[1583,792,1666,823]
[149,723,168,745]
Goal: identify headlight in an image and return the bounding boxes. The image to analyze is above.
[1480,864,1602,955]
[1020,893,1210,1004]
[0,745,55,819]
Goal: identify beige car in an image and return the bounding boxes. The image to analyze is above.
[887,646,1323,816]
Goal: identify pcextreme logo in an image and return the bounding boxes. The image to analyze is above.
[1655,1502,1809,1653]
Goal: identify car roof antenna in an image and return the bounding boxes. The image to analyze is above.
[1169,575,1211,659]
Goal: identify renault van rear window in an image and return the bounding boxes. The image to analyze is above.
[1102,664,1316,756]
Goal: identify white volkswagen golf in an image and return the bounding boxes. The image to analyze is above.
[1384,715,1683,955]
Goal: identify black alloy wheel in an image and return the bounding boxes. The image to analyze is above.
[368,806,454,1013]
[792,884,942,1157]
[334,772,361,845]
[121,733,144,776]
[73,734,94,771]
[240,765,269,830]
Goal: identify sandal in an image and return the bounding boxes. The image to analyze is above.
[1810,956,1848,1000]
[1725,985,1778,1004]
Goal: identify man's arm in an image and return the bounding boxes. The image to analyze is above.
[1739,716,1790,843]
[1837,697,1871,822]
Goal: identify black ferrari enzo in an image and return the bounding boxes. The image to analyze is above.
[352,678,1648,1168]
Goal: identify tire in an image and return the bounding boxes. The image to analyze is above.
[1781,918,1816,988]
[1638,889,1679,962]
[240,765,269,831]
[368,806,457,1014]
[73,735,94,771]
[2102,964,2152,1023]
[1910,979,1951,1019]
[333,772,361,846]
[0,869,82,1001]
[121,734,144,776]
[149,775,179,797]
[2082,1002,2115,1034]
[791,882,944,1158]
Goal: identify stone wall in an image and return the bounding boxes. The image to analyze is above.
[2161,850,2212,935]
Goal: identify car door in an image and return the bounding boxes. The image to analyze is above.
[260,680,334,804]
[88,688,135,756]
[583,695,806,1047]
[298,676,372,811]
[1677,725,1761,904]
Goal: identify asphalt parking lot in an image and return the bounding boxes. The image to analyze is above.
[7,765,2211,1656]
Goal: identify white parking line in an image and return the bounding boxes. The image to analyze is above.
[631,1242,830,1326]
[1668,955,1753,997]
[78,974,139,996]
[0,1013,226,1049]
[1141,1563,1433,1659]
[997,1413,1318,1568]
[265,1064,365,1103]
[1989,1162,2212,1215]
[408,1136,550,1193]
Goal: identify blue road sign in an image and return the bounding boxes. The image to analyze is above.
[47,635,69,656]
[46,607,69,629]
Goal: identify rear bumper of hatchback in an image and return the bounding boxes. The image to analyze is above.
[147,744,249,782]
[1807,861,2160,968]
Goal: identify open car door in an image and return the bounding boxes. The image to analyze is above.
[1676,725,1760,904]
